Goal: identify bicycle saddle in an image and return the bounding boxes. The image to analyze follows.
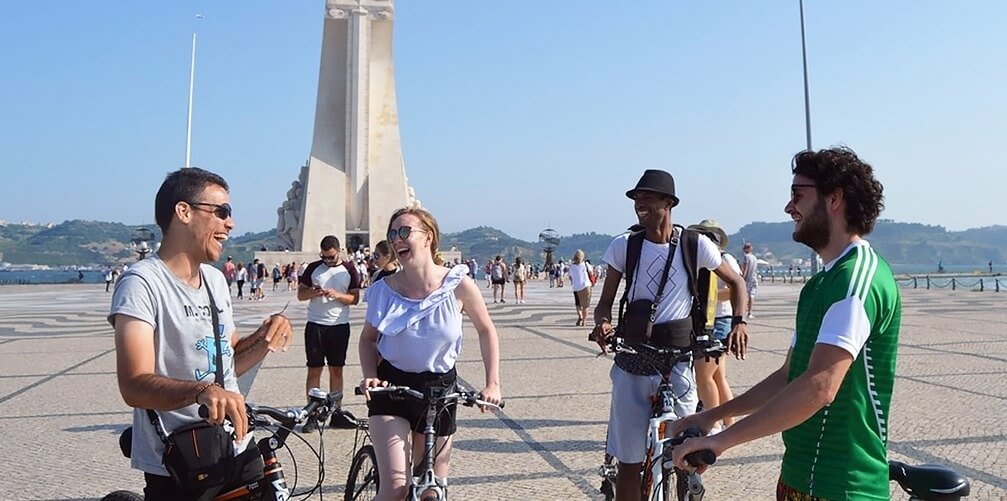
[889,460,970,500]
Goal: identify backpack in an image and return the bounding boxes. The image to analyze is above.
[619,225,714,344]
[491,263,505,280]
[512,264,524,282]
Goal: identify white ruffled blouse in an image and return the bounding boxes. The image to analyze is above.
[365,265,468,373]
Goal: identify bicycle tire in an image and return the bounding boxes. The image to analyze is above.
[101,491,144,501]
[345,444,380,501]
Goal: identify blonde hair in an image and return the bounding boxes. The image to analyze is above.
[572,249,585,264]
[387,207,441,263]
[374,240,396,265]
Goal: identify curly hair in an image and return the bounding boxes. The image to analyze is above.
[791,146,885,235]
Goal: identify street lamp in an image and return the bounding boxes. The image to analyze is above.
[131,227,156,261]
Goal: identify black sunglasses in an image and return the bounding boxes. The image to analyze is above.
[387,226,427,242]
[319,253,340,262]
[188,201,232,220]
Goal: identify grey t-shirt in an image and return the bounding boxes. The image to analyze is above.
[109,255,238,476]
[742,252,759,285]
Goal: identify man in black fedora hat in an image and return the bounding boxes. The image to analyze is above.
[591,169,749,501]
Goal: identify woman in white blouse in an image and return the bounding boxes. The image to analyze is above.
[358,207,502,501]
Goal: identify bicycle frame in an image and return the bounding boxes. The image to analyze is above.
[599,338,721,501]
[409,395,449,500]
[349,385,501,501]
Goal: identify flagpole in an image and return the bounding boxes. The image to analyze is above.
[185,32,196,168]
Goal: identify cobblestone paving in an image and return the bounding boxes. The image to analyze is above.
[0,279,1004,500]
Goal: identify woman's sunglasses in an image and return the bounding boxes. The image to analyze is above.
[387,226,427,242]
[188,201,232,220]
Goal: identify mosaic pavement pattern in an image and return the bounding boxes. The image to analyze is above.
[0,279,1004,500]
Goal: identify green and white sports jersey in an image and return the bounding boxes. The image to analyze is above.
[781,240,901,500]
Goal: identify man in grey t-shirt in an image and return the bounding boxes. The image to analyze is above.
[740,242,758,319]
[110,168,293,500]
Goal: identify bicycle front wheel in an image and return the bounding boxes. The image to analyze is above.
[345,444,380,501]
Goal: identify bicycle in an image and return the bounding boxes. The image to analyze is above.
[344,384,504,501]
[104,387,346,501]
[598,336,726,501]
[596,338,973,501]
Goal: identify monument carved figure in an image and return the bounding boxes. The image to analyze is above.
[271,0,419,254]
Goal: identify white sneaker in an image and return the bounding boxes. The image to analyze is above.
[747,313,755,319]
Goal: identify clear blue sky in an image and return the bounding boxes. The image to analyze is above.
[2,1,1004,241]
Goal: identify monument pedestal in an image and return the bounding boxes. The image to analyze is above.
[255,251,323,270]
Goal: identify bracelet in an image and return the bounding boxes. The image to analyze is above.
[194,382,219,404]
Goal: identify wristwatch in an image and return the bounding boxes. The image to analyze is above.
[731,315,747,328]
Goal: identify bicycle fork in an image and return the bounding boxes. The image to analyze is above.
[258,436,292,501]
[412,406,447,500]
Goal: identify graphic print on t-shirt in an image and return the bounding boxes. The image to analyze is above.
[636,251,679,299]
[194,329,233,381]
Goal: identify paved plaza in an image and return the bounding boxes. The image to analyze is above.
[0,278,1004,500]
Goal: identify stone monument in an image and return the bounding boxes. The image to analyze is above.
[259,0,419,265]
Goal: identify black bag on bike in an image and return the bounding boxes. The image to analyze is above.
[161,421,234,497]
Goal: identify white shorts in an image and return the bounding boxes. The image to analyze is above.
[606,363,697,464]
[746,281,758,298]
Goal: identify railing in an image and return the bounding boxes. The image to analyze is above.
[762,273,1005,292]
[894,276,1005,292]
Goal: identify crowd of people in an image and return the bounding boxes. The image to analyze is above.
[110,145,901,501]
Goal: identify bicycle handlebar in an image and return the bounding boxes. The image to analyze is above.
[354,385,505,410]
[197,388,343,429]
[663,427,718,468]
[608,336,727,361]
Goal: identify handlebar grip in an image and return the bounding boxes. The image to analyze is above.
[354,387,364,395]
[198,404,209,419]
[684,449,717,467]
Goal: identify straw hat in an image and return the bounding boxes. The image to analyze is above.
[687,219,729,249]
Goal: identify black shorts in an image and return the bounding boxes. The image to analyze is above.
[304,322,351,367]
[367,360,458,436]
[491,278,506,285]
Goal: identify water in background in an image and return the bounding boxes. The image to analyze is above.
[0,270,107,285]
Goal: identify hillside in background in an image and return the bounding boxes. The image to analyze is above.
[1,219,1004,268]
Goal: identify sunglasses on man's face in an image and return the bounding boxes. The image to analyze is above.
[387,226,427,242]
[320,253,340,262]
[188,201,232,220]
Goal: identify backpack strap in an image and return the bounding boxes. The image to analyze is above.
[681,227,719,340]
[616,230,647,326]
[147,270,225,443]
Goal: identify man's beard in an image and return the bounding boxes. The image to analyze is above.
[793,199,831,251]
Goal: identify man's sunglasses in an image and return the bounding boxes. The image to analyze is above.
[188,201,232,220]
[319,253,340,262]
[387,226,427,242]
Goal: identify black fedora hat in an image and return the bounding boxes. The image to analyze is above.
[626,169,679,207]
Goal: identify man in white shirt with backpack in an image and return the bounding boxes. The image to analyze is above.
[590,169,749,501]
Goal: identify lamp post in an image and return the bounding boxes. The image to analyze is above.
[798,0,821,275]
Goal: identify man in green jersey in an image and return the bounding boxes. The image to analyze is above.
[671,147,901,500]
